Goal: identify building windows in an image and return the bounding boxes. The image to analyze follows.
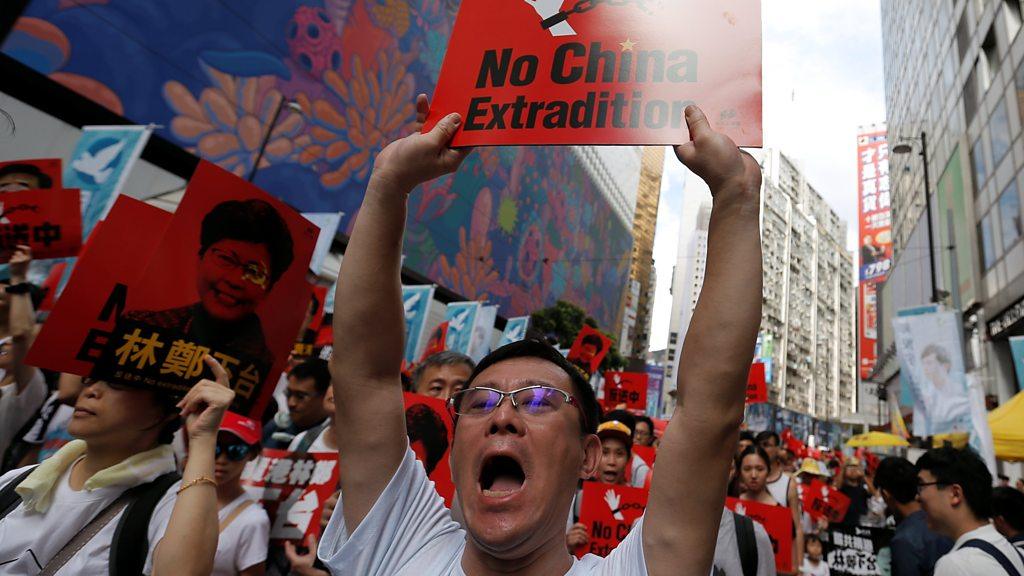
[971,136,990,191]
[991,98,1013,167]
[999,181,1022,249]
[980,212,998,270]
[957,9,972,61]
[965,60,982,124]
[1006,0,1023,40]
[982,26,999,90]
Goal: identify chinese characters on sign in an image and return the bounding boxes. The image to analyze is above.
[800,479,851,523]
[602,371,648,412]
[824,525,894,576]
[241,449,340,542]
[857,128,891,380]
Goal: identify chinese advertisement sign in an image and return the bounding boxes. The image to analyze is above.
[428,0,762,146]
[857,128,890,380]
[576,481,648,558]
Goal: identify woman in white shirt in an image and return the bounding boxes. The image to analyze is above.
[210,411,270,575]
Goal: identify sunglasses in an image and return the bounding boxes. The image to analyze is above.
[215,443,253,462]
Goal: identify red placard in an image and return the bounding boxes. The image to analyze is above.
[420,321,450,363]
[240,449,340,543]
[89,161,318,417]
[308,285,329,333]
[427,0,762,146]
[632,444,657,469]
[403,392,456,507]
[0,158,62,190]
[726,496,794,573]
[746,362,768,404]
[25,196,172,376]
[37,261,67,312]
[576,481,649,558]
[602,371,648,411]
[567,325,611,376]
[0,188,82,261]
[801,479,851,523]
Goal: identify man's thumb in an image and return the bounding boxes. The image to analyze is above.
[684,105,710,141]
[429,113,462,146]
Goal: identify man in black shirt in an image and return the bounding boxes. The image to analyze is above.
[874,456,953,575]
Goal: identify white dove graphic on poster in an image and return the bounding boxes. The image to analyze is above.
[72,139,126,185]
[450,309,471,332]
[404,292,421,321]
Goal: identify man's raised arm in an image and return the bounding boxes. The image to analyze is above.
[642,106,763,576]
[331,96,469,533]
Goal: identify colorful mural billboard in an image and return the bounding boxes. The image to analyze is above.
[2,0,633,328]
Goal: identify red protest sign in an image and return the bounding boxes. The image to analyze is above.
[403,392,456,506]
[726,497,794,573]
[37,261,67,312]
[602,371,648,411]
[90,161,318,417]
[576,481,648,558]
[632,445,656,469]
[567,325,611,376]
[26,196,172,376]
[241,449,339,543]
[0,188,82,261]
[420,321,450,363]
[427,0,762,147]
[0,158,62,190]
[801,479,851,523]
[746,362,768,404]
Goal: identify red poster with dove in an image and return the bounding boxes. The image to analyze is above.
[725,496,793,573]
[602,371,648,411]
[576,481,649,558]
[801,479,851,524]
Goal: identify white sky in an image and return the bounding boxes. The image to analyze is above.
[648,1,888,352]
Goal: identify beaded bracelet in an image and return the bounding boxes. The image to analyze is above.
[177,476,217,495]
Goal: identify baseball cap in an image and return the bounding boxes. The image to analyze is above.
[845,457,863,468]
[597,420,633,448]
[219,411,261,446]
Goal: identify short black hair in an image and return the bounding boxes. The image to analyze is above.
[465,338,599,434]
[635,415,655,433]
[738,430,756,443]
[199,199,294,288]
[874,456,918,505]
[756,430,780,446]
[992,486,1024,531]
[805,533,822,547]
[0,163,53,189]
[413,351,475,388]
[916,446,993,519]
[406,403,449,475]
[581,333,604,349]
[603,410,637,434]
[289,358,331,395]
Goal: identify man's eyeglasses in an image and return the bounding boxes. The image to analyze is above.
[209,248,270,289]
[448,385,584,427]
[916,481,948,494]
[215,443,253,462]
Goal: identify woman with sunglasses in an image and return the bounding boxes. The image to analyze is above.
[210,411,270,576]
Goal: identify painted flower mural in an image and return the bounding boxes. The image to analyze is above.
[3,0,633,329]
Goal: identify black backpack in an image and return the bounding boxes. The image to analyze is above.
[0,468,181,575]
[732,511,758,576]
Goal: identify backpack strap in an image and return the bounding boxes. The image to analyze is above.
[295,421,330,455]
[0,467,36,520]
[960,539,1024,576]
[219,498,254,534]
[109,471,181,576]
[732,511,758,576]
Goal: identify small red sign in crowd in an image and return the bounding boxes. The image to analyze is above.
[241,450,340,542]
[801,479,851,524]
[576,481,649,558]
[726,496,794,574]
[602,371,648,412]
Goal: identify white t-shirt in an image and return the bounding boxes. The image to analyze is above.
[712,508,776,576]
[0,369,47,457]
[317,445,649,575]
[213,493,271,576]
[800,557,830,576]
[287,425,333,454]
[629,454,651,488]
[22,392,73,445]
[934,524,1024,576]
[0,459,178,575]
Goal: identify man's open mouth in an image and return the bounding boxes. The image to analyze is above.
[479,455,526,498]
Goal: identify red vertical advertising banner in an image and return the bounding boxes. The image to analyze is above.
[857,128,890,380]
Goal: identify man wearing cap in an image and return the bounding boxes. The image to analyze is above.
[604,410,652,488]
[212,411,270,576]
[596,420,634,486]
[322,98,763,575]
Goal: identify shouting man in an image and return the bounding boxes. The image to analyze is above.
[320,95,763,576]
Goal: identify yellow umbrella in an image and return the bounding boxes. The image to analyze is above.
[845,431,910,448]
[989,390,1024,461]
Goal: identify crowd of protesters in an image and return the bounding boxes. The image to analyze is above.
[0,99,1023,576]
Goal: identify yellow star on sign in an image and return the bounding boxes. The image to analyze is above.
[619,38,636,52]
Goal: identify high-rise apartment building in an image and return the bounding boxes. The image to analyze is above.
[660,151,856,420]
[876,0,1024,407]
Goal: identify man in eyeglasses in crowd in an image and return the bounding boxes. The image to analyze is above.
[320,95,763,575]
[916,446,1024,575]
[262,359,332,449]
